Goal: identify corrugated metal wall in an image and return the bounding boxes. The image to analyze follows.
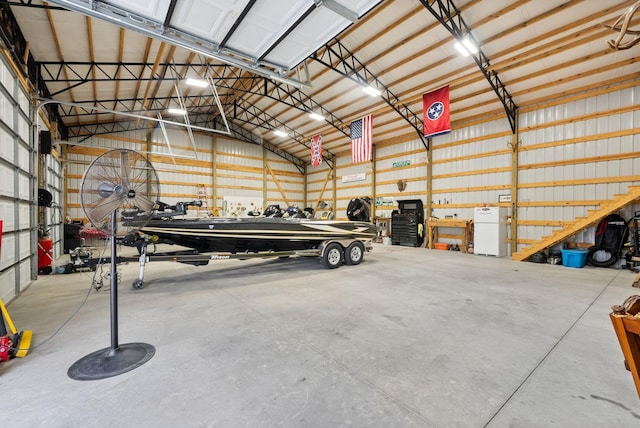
[306,162,334,214]
[517,85,640,252]
[310,83,638,254]
[64,131,306,222]
[0,53,35,301]
[43,151,64,261]
[59,83,639,259]
[374,139,428,219]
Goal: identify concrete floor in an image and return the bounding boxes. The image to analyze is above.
[1,243,640,427]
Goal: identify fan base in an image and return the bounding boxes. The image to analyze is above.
[67,342,155,380]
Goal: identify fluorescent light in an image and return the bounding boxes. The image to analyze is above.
[167,108,187,115]
[185,78,208,88]
[362,85,381,97]
[463,38,478,54]
[308,112,324,121]
[454,37,478,56]
[273,129,287,137]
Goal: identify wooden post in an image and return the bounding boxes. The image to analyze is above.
[266,161,290,207]
[371,145,376,220]
[211,135,217,215]
[510,111,520,256]
[262,144,268,209]
[426,139,432,222]
[332,155,337,219]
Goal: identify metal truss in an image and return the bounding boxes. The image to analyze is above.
[37,61,342,167]
[45,0,310,88]
[223,121,307,175]
[37,61,351,138]
[312,38,428,150]
[418,0,518,133]
[53,93,316,169]
[0,3,67,137]
[229,99,335,170]
[209,65,351,138]
[61,112,306,170]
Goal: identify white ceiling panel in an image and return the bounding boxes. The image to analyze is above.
[104,0,173,21]
[171,0,249,43]
[225,0,314,61]
[265,6,351,68]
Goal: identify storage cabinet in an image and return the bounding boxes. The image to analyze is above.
[391,200,424,247]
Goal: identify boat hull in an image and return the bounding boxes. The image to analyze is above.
[140,217,377,253]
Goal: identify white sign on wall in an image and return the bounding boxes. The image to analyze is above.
[342,173,367,183]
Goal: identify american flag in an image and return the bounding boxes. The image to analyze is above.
[310,134,322,166]
[351,114,373,164]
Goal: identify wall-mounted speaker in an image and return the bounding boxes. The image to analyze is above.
[40,130,51,155]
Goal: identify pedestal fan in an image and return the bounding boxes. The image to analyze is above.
[68,149,159,380]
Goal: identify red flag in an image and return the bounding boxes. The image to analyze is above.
[351,114,373,164]
[310,134,322,166]
[423,85,451,138]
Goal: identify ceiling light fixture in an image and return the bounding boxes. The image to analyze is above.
[185,78,209,88]
[362,85,382,97]
[308,112,325,121]
[273,129,287,137]
[454,37,478,56]
[167,108,187,115]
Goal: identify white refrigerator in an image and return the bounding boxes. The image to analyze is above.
[474,207,507,257]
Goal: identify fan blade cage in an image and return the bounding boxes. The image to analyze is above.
[81,149,160,236]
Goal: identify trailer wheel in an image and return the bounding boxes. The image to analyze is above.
[132,279,144,290]
[345,241,365,265]
[321,243,343,269]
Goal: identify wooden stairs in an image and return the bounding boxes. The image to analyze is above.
[512,185,640,261]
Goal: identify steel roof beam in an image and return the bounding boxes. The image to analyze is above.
[62,114,306,169]
[229,99,335,169]
[312,38,428,150]
[37,60,352,139]
[418,0,517,133]
[45,0,311,88]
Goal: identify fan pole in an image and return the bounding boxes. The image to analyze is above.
[109,224,119,352]
[68,211,155,380]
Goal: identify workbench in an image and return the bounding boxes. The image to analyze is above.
[427,218,473,253]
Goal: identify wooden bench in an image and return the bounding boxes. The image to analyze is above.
[426,219,473,253]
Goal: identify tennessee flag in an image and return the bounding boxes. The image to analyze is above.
[351,114,373,164]
[310,134,322,166]
[423,85,451,138]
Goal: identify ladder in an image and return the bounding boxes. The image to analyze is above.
[196,184,209,215]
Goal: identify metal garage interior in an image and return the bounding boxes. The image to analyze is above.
[1,0,640,426]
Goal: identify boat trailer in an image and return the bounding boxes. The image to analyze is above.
[84,236,373,289]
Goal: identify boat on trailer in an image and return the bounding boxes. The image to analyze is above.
[117,200,377,289]
[140,216,376,253]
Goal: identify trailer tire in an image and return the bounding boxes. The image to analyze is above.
[321,243,343,269]
[345,241,365,265]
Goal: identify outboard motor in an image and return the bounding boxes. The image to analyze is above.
[346,197,371,222]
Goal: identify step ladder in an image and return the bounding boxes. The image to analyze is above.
[196,184,209,216]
